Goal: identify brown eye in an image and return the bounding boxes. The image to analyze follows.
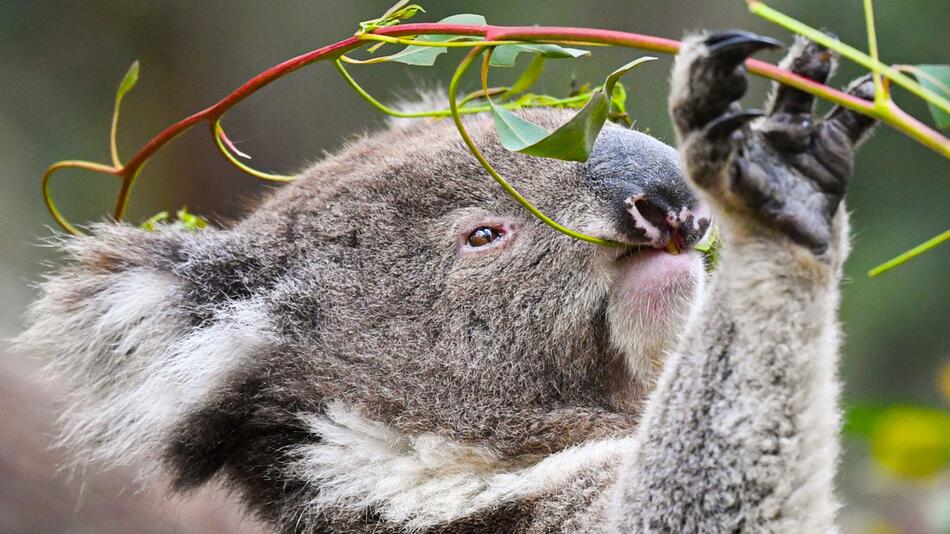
[467,226,501,247]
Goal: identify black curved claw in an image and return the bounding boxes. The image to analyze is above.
[706,30,785,65]
[707,109,764,139]
[826,75,877,144]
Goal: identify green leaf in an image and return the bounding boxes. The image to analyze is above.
[140,211,169,232]
[610,81,627,115]
[502,55,545,99]
[489,56,656,162]
[489,43,590,68]
[512,91,593,110]
[175,207,208,231]
[382,45,447,66]
[140,207,207,232]
[609,81,631,126]
[385,14,486,66]
[691,224,721,271]
[908,64,950,128]
[358,1,426,34]
[490,104,552,147]
[110,60,139,167]
[431,13,486,26]
[116,60,140,102]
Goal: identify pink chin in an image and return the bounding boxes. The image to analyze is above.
[613,249,703,304]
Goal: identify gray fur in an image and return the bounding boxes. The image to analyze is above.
[16,31,876,533]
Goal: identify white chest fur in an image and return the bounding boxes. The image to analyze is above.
[290,403,633,530]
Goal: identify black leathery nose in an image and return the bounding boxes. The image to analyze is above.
[583,124,709,247]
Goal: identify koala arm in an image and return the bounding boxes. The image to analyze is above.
[612,33,876,532]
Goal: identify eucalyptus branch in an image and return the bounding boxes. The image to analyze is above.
[862,0,886,102]
[39,3,948,277]
[748,1,950,117]
[868,230,950,277]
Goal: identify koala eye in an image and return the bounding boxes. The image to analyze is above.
[467,226,502,247]
[458,219,517,254]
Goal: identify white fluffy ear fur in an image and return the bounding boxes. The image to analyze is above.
[14,226,272,480]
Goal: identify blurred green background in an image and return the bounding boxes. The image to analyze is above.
[0,1,947,532]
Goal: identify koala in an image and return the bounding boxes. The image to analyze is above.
[17,32,876,533]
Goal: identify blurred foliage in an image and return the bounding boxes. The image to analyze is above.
[847,404,950,480]
[844,362,950,532]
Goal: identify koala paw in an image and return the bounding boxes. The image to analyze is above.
[670,31,877,255]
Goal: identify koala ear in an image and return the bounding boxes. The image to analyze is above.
[15,224,275,482]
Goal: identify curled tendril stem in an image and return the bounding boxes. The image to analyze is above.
[212,120,296,182]
[42,160,121,236]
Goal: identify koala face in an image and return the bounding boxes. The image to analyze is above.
[19,107,710,522]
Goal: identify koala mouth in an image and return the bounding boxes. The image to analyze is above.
[606,248,705,380]
[612,241,687,263]
[599,201,711,375]
[612,248,703,293]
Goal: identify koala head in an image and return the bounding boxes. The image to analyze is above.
[18,108,710,524]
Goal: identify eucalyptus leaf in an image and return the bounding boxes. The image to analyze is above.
[610,82,627,115]
[502,55,545,99]
[609,81,631,126]
[358,1,425,33]
[513,91,591,110]
[116,60,140,102]
[110,60,140,166]
[383,44,449,66]
[175,207,208,231]
[490,56,656,162]
[386,14,486,66]
[490,105,552,148]
[433,13,487,27]
[141,207,207,232]
[910,64,950,128]
[692,224,720,270]
[140,211,169,232]
[489,43,589,68]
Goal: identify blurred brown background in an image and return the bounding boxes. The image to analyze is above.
[1,1,948,532]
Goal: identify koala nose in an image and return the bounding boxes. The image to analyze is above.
[622,189,709,251]
[583,124,711,250]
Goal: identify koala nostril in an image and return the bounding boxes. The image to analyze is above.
[633,198,667,231]
[623,193,710,250]
[624,194,672,248]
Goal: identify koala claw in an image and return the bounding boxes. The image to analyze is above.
[671,32,877,256]
[706,30,785,64]
[706,109,764,140]
[672,31,784,134]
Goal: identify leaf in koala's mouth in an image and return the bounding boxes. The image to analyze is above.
[691,225,721,271]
